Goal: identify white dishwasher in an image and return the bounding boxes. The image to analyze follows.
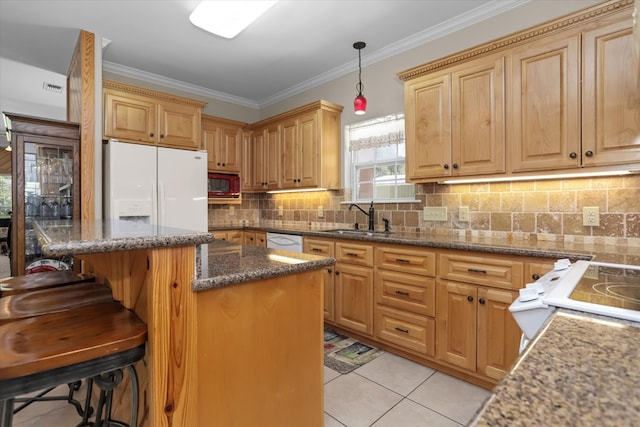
[266,232,303,253]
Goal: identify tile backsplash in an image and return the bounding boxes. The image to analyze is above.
[208,175,640,247]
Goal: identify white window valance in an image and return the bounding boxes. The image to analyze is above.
[347,113,405,152]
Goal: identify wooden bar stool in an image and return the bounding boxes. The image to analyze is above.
[0,270,95,297]
[0,281,113,325]
[0,301,147,427]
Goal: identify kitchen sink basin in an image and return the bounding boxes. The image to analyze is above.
[321,229,392,237]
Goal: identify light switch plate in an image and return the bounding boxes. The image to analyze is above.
[278,205,284,217]
[459,206,469,222]
[317,206,324,218]
[424,206,447,221]
[582,206,600,226]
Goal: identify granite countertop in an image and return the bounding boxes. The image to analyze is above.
[211,225,640,265]
[471,310,640,426]
[192,240,335,291]
[34,219,213,256]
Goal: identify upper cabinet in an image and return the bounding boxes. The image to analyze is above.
[103,80,206,151]
[509,31,581,172]
[405,54,505,181]
[582,16,640,166]
[399,0,639,182]
[202,115,246,173]
[249,100,343,192]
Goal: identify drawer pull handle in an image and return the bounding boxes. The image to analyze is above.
[468,268,487,274]
[395,290,410,297]
[345,252,359,257]
[395,258,410,264]
[312,248,322,252]
[395,327,409,334]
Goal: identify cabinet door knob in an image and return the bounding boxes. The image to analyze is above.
[443,164,449,170]
[217,163,221,166]
[585,150,594,157]
[335,271,340,276]
[149,132,154,137]
[479,298,486,304]
[222,163,226,166]
[467,295,474,302]
[569,152,577,159]
[532,273,540,280]
[160,134,165,139]
[452,163,459,169]
[327,269,332,273]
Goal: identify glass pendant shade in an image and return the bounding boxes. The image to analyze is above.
[354,95,367,115]
[353,41,367,115]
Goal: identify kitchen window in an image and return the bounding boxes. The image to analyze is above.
[345,113,415,202]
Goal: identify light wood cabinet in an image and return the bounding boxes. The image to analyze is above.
[103,80,205,150]
[303,237,335,321]
[212,230,243,243]
[243,231,267,247]
[437,252,522,381]
[202,115,246,173]
[240,130,253,192]
[510,31,581,172]
[374,245,437,357]
[405,72,451,180]
[251,124,281,190]
[582,14,640,167]
[250,100,343,192]
[334,241,374,336]
[399,0,640,181]
[404,54,505,180]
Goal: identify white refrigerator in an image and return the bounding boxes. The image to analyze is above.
[103,140,208,233]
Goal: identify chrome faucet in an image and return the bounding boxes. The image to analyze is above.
[349,201,375,231]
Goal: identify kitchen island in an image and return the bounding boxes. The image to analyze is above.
[470,309,640,426]
[34,219,333,427]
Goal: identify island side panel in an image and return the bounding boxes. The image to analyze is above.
[79,246,199,426]
[146,245,199,427]
[195,269,324,427]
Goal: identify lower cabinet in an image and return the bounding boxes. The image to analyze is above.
[243,231,266,247]
[335,263,373,336]
[436,281,520,380]
[303,237,335,321]
[334,241,374,336]
[436,252,522,381]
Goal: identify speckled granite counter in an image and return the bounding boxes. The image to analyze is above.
[211,225,640,265]
[193,240,335,291]
[34,219,213,256]
[470,310,640,426]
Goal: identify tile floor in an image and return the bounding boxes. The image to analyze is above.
[12,353,490,427]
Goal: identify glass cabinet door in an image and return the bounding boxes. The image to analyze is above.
[22,143,76,272]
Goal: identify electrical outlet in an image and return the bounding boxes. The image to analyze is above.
[423,206,447,221]
[459,206,469,222]
[582,206,600,226]
[317,205,324,218]
[229,206,235,216]
[278,205,284,217]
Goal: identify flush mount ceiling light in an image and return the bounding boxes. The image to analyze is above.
[353,41,367,115]
[189,1,277,39]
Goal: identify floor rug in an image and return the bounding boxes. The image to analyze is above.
[324,328,384,374]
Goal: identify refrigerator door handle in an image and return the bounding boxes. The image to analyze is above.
[151,182,158,225]
[158,181,165,225]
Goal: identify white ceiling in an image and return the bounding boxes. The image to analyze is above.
[0,0,533,109]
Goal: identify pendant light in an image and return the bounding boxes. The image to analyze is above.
[353,41,367,115]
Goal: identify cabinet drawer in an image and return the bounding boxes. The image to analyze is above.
[335,242,373,267]
[375,306,435,357]
[376,246,436,277]
[303,238,335,257]
[439,253,523,290]
[375,271,435,317]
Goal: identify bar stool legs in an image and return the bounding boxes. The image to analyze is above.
[77,365,139,427]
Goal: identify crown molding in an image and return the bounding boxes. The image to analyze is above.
[102,61,260,109]
[104,0,531,110]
